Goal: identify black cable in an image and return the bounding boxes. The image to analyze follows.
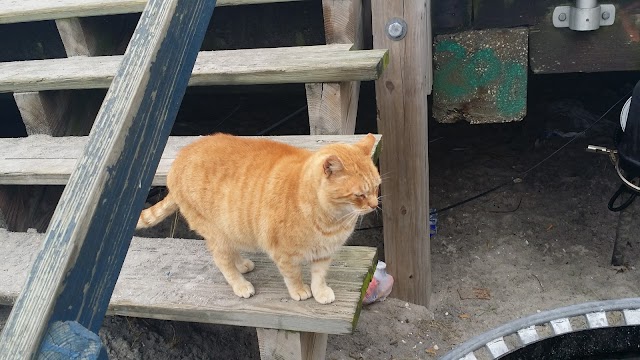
[607,183,637,212]
[256,105,308,136]
[430,91,632,216]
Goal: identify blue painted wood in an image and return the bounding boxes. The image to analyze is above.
[39,321,107,360]
[0,0,216,357]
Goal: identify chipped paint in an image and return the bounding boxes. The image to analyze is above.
[433,28,528,124]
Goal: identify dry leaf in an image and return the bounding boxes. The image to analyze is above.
[426,347,437,355]
[458,313,471,319]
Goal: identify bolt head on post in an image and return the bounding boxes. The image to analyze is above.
[386,17,407,41]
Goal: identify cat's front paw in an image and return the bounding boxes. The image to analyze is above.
[232,280,255,298]
[312,285,335,304]
[288,284,312,301]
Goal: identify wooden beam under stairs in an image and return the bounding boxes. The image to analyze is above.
[0,44,388,93]
[0,0,307,24]
[0,134,381,186]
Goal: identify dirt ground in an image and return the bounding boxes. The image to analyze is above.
[2,74,640,359]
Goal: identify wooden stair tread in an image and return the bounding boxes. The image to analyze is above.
[0,229,376,334]
[0,44,388,93]
[0,0,306,24]
[0,134,381,185]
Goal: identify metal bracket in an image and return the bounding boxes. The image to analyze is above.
[553,0,615,31]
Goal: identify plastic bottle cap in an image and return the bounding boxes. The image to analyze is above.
[376,261,386,270]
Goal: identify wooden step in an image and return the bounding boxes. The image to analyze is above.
[0,44,387,93]
[0,229,376,334]
[0,134,381,185]
[0,0,306,24]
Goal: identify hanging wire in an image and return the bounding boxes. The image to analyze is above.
[430,90,633,216]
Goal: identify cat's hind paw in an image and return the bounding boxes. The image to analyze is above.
[312,285,335,304]
[232,280,255,298]
[288,284,312,301]
[236,258,255,274]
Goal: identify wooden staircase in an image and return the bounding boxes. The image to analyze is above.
[0,0,387,358]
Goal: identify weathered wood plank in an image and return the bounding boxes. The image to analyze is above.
[0,134,381,186]
[0,0,307,24]
[2,14,107,235]
[0,44,388,93]
[371,0,431,306]
[432,28,528,124]
[0,230,377,335]
[0,0,216,356]
[305,0,364,136]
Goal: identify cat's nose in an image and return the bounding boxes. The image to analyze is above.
[368,198,378,209]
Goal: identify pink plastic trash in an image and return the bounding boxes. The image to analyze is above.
[363,261,394,305]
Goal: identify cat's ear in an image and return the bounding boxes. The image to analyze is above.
[323,155,343,177]
[356,133,376,156]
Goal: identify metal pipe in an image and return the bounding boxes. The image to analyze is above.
[576,0,598,9]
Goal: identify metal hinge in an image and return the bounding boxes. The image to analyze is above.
[553,0,615,31]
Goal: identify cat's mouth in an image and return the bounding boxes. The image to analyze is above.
[359,208,376,215]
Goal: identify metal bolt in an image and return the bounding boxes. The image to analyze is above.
[602,11,610,20]
[558,12,567,21]
[386,18,407,41]
[388,22,403,38]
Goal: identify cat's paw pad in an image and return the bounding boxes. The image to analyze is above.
[236,259,255,274]
[288,284,312,301]
[232,281,255,298]
[312,286,335,304]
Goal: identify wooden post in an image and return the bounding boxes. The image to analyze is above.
[371,0,432,306]
[305,0,363,135]
[0,0,216,355]
[257,328,328,360]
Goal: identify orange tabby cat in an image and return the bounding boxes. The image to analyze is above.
[136,133,380,304]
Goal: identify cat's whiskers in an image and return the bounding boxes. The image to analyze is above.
[334,209,359,223]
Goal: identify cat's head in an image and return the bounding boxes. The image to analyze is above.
[316,134,381,218]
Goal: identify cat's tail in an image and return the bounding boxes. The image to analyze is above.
[136,193,178,229]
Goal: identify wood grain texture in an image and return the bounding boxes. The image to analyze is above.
[0,185,63,232]
[371,0,431,306]
[3,16,106,234]
[306,0,364,135]
[0,0,216,356]
[0,0,307,24]
[300,332,328,360]
[0,230,377,335]
[257,330,328,360]
[13,91,102,136]
[257,329,302,359]
[55,18,99,56]
[0,44,388,93]
[0,134,381,186]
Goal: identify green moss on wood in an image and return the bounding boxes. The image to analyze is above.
[351,248,378,333]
